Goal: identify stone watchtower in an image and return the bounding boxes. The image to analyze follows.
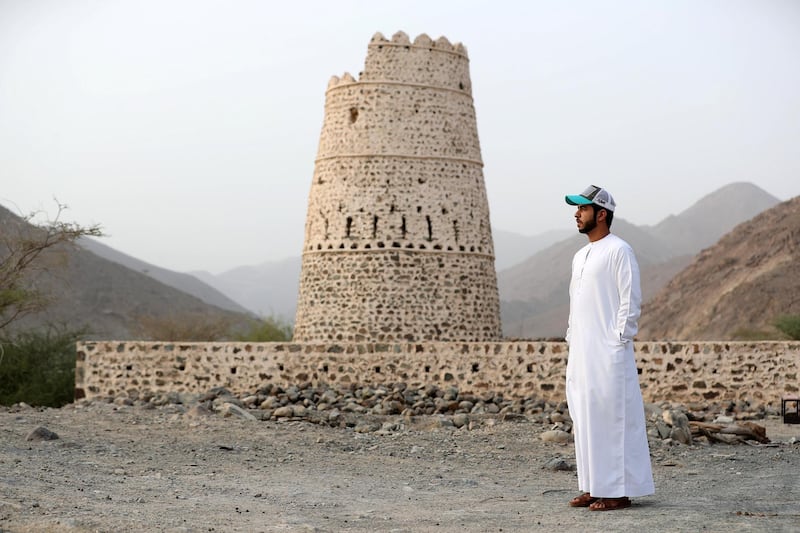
[293,31,501,343]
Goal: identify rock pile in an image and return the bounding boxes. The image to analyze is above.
[87,383,778,445]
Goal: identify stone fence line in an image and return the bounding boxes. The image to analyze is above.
[75,341,799,407]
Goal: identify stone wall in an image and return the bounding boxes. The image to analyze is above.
[75,341,799,406]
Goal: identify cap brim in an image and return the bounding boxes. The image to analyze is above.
[565,194,593,206]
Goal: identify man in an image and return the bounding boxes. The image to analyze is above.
[564,185,655,511]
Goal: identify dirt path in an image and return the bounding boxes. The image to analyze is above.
[1,402,799,532]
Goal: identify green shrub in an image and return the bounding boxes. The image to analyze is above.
[0,327,82,407]
[774,314,800,340]
[731,328,775,341]
[235,316,293,342]
[133,312,237,341]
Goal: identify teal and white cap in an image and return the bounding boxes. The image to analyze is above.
[565,185,616,212]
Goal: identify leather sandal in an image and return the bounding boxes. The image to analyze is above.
[569,493,598,507]
[588,497,631,511]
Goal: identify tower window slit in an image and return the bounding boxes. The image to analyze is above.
[345,216,353,238]
[426,215,433,241]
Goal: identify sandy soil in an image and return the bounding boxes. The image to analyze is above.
[1,401,799,533]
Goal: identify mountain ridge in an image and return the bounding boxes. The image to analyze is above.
[498,182,781,339]
[638,195,800,340]
[3,181,783,341]
[0,204,254,339]
[78,236,250,315]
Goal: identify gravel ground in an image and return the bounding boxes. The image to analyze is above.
[1,399,799,533]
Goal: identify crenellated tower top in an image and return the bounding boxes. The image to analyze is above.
[327,31,471,95]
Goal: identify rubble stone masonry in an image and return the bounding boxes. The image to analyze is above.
[294,32,501,342]
[76,341,799,406]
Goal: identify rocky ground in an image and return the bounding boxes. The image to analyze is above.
[1,385,799,532]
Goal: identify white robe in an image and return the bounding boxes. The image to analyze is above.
[565,233,655,498]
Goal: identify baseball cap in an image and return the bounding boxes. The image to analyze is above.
[565,185,616,212]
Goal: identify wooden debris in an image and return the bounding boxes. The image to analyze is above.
[689,421,770,444]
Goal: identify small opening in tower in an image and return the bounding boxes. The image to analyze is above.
[453,220,460,243]
[459,82,465,90]
[345,216,353,238]
[349,107,359,123]
[401,216,407,238]
[372,215,378,238]
[426,215,433,241]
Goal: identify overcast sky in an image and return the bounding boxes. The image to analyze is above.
[2,0,799,273]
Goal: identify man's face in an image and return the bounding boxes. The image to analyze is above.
[575,204,597,234]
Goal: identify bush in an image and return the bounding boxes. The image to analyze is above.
[235,316,293,342]
[133,312,236,341]
[731,328,775,341]
[0,326,83,407]
[774,315,800,340]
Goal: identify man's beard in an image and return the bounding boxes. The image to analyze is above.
[578,217,597,234]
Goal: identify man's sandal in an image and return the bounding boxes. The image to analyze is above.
[588,497,631,511]
[568,493,598,507]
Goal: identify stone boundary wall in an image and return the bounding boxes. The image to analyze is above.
[75,341,799,406]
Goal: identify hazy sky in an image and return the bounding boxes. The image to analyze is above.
[2,0,799,273]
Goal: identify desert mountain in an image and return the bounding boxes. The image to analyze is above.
[5,182,779,340]
[492,228,573,271]
[498,182,780,339]
[1,205,254,340]
[646,182,780,256]
[498,219,680,338]
[78,236,249,314]
[638,196,800,340]
[191,256,302,321]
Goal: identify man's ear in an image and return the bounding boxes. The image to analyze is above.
[596,208,607,223]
